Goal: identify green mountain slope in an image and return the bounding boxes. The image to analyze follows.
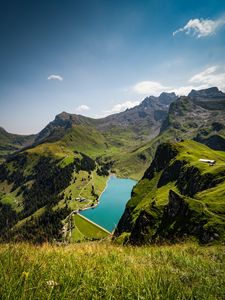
[115,140,225,244]
[0,127,35,160]
[0,146,109,242]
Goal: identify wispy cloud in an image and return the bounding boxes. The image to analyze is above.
[47,74,63,81]
[133,81,170,96]
[131,66,225,98]
[105,100,140,114]
[173,17,225,38]
[171,85,205,96]
[189,66,225,89]
[172,66,225,95]
[75,104,90,112]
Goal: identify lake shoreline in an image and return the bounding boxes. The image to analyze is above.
[80,176,137,232]
[78,174,111,214]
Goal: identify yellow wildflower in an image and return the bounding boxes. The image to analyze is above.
[22,271,29,280]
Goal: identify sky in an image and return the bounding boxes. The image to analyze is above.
[0,0,225,134]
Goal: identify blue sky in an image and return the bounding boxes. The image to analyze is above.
[1,0,225,134]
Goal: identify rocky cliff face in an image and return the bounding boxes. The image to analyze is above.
[114,140,225,245]
[159,92,177,105]
[188,87,224,98]
[159,87,225,151]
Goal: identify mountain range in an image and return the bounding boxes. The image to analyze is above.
[0,87,225,243]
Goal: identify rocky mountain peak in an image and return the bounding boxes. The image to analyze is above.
[188,87,225,98]
[140,96,157,108]
[55,111,71,120]
[55,111,86,126]
[159,92,178,105]
[140,92,177,108]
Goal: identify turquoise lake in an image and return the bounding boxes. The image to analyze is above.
[80,176,137,232]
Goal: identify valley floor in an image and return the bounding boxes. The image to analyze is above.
[0,242,224,299]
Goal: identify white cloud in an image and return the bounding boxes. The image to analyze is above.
[131,66,225,98]
[75,104,90,112]
[47,74,63,81]
[189,66,225,90]
[171,85,206,96]
[170,66,225,95]
[173,17,225,38]
[133,81,170,96]
[107,100,140,114]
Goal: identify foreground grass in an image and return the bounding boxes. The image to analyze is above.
[0,242,224,300]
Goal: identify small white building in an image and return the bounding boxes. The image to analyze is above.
[199,159,216,165]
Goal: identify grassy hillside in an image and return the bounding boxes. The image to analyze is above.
[0,127,35,159]
[58,124,155,179]
[115,140,225,245]
[70,214,109,242]
[24,125,150,180]
[0,146,109,242]
[0,242,224,300]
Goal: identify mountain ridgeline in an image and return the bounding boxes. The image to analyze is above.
[160,87,225,150]
[0,87,225,243]
[34,91,177,146]
[0,127,35,161]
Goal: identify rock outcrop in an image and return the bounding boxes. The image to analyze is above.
[114,140,225,245]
